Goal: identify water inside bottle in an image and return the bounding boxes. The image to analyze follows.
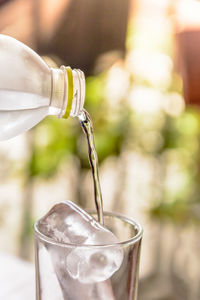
[0,90,60,140]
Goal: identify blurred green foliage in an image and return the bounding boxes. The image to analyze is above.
[28,118,78,178]
[29,73,132,177]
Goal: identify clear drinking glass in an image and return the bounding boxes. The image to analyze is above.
[34,210,143,300]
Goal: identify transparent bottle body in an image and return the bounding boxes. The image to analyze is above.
[0,35,52,140]
[0,35,85,140]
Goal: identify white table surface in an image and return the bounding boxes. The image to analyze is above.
[0,253,35,300]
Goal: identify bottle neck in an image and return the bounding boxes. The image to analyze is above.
[50,66,85,118]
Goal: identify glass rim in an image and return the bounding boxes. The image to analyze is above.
[34,210,143,249]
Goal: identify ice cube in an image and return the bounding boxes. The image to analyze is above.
[38,201,124,283]
[38,243,115,300]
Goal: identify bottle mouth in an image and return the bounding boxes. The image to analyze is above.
[60,66,85,118]
[51,66,85,119]
[70,69,85,117]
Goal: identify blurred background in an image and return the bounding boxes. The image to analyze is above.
[0,0,200,299]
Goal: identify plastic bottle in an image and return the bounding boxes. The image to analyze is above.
[0,34,85,140]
